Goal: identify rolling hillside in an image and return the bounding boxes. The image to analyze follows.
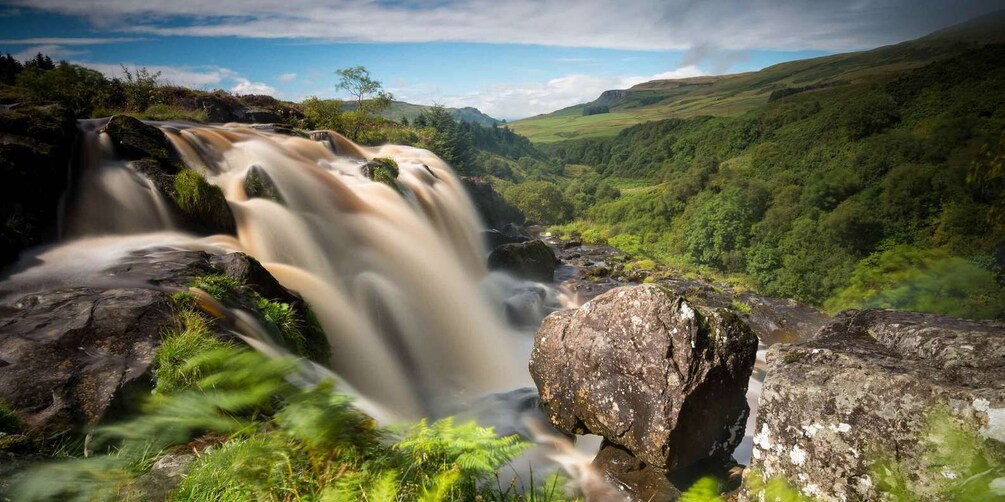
[511,10,1005,143]
[343,99,501,126]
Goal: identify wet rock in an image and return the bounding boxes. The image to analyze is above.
[488,239,557,282]
[460,177,525,229]
[482,227,529,250]
[0,102,77,265]
[103,115,176,167]
[530,285,759,472]
[593,440,682,502]
[746,309,1005,501]
[0,286,172,433]
[102,115,235,235]
[0,249,323,435]
[504,284,549,327]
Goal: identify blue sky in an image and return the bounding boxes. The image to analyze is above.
[0,1,1001,120]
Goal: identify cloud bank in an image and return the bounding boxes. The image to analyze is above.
[7,0,1003,51]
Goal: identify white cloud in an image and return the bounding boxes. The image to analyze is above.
[231,79,277,96]
[77,62,232,88]
[0,37,145,45]
[276,72,297,82]
[435,65,705,120]
[14,44,84,60]
[5,0,1002,51]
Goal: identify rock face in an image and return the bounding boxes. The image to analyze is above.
[549,236,829,344]
[102,115,236,235]
[747,309,1005,501]
[0,102,77,265]
[530,285,759,474]
[0,249,326,434]
[460,177,525,229]
[488,239,557,282]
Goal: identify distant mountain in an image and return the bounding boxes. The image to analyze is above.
[343,100,501,126]
[511,10,1005,143]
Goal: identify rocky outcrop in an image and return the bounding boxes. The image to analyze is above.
[0,249,327,435]
[488,239,557,282]
[0,102,77,265]
[746,309,1005,501]
[530,285,759,489]
[102,115,235,235]
[460,177,525,229]
[482,223,530,250]
[550,237,829,344]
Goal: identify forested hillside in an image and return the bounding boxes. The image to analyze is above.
[535,43,1005,317]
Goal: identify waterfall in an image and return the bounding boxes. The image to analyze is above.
[25,119,533,421]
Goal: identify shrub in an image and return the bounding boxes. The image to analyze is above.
[503,181,571,225]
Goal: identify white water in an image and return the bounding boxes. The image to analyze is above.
[12,119,534,422]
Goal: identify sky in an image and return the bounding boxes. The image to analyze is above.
[0,1,1002,120]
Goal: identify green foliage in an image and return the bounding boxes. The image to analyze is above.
[16,342,533,502]
[120,65,162,112]
[743,471,814,501]
[14,61,123,116]
[530,44,1005,312]
[336,66,393,141]
[301,96,344,130]
[871,408,1005,501]
[504,181,572,225]
[153,308,234,394]
[395,417,530,497]
[826,246,1005,319]
[679,476,723,502]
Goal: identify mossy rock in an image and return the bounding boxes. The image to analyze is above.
[174,169,236,235]
[0,399,20,435]
[360,157,401,193]
[244,165,284,203]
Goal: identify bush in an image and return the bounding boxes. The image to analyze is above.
[825,245,1005,319]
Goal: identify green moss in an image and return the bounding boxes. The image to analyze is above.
[190,274,243,303]
[731,299,754,315]
[173,169,235,234]
[188,274,330,365]
[243,166,284,203]
[362,158,402,193]
[783,352,807,364]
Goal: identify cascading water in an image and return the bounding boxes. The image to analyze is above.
[14,118,537,422]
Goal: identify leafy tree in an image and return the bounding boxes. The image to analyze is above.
[336,65,393,141]
[504,181,571,225]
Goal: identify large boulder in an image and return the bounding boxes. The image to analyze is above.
[0,102,77,266]
[488,239,557,282]
[102,115,235,235]
[530,285,759,476]
[460,177,525,229]
[746,309,1005,501]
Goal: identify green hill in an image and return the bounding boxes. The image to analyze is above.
[344,100,501,126]
[511,11,1005,143]
[501,13,1005,319]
